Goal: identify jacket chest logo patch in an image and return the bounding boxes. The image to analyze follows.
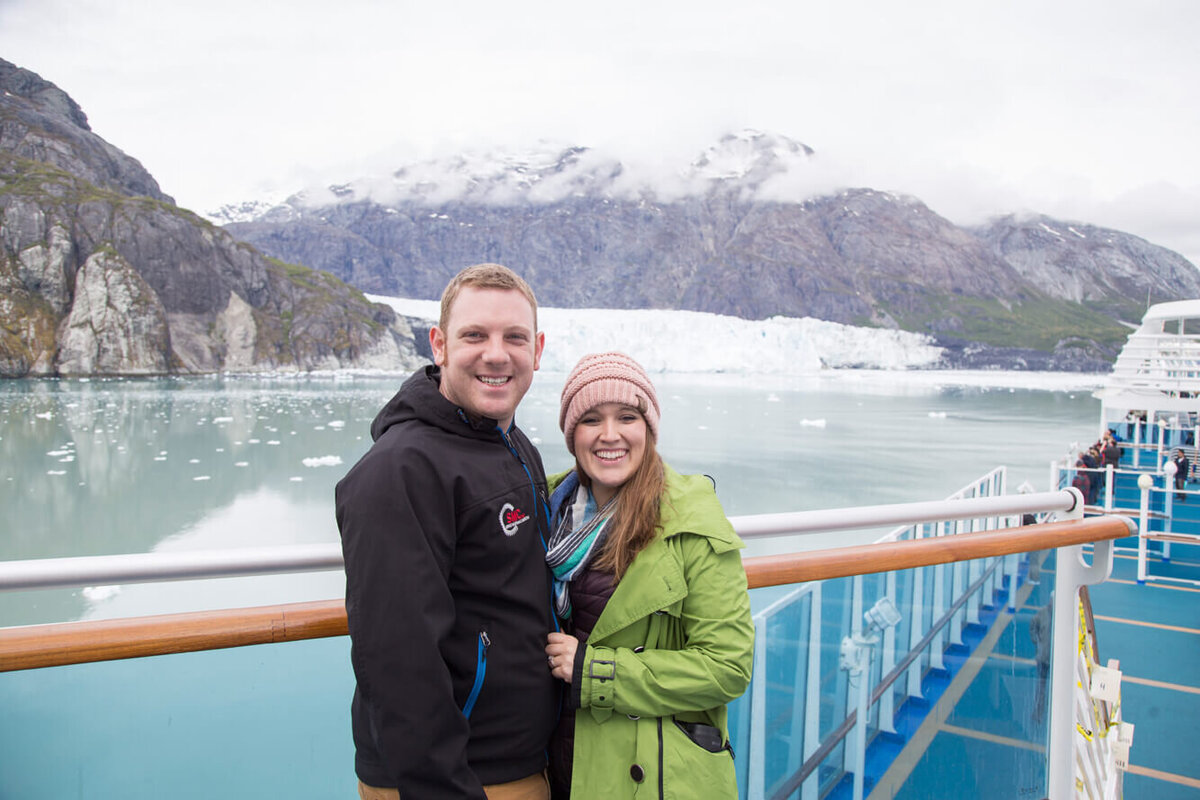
[499,503,531,537]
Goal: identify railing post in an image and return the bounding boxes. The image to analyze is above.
[1104,464,1114,511]
[852,660,870,800]
[1164,476,1175,539]
[966,516,981,626]
[802,584,822,800]
[879,571,898,735]
[1048,487,1115,800]
[1157,419,1167,470]
[1137,475,1152,584]
[1162,471,1174,563]
[906,528,927,699]
[949,521,966,646]
[844,576,865,780]
[930,522,947,670]
[1007,551,1020,613]
[1133,420,1141,469]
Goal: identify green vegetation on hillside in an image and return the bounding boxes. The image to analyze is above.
[882,292,1129,353]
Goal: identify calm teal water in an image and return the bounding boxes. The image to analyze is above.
[0,371,1100,626]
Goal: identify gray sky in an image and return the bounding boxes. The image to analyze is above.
[3,0,1198,266]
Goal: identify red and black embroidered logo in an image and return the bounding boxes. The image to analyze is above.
[499,503,531,537]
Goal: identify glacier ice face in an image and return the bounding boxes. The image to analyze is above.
[372,295,943,373]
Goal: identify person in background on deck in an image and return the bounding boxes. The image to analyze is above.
[541,352,754,799]
[1173,449,1190,501]
[1102,431,1121,472]
[1081,447,1102,505]
[336,264,556,800]
[1072,458,1091,505]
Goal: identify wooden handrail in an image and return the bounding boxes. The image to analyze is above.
[743,514,1133,587]
[0,515,1134,672]
[0,599,349,673]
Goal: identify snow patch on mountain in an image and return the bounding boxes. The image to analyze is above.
[206,130,833,221]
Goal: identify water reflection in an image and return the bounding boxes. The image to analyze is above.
[0,376,387,624]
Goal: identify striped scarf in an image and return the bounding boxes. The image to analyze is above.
[546,471,618,619]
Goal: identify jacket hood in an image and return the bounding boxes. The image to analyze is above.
[659,465,743,554]
[548,464,744,554]
[370,365,504,443]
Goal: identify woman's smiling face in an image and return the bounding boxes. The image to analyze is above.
[573,402,647,507]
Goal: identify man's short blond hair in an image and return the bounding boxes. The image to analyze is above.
[438,264,539,332]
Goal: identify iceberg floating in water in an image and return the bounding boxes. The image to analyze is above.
[302,456,344,468]
[82,585,121,602]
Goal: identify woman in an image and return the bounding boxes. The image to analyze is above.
[542,352,754,799]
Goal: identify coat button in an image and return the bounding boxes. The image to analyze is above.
[630,764,645,783]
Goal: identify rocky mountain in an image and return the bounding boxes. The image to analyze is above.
[220,132,1200,370]
[0,59,421,377]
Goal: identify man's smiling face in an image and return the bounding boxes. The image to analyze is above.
[430,286,544,430]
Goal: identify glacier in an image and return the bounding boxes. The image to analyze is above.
[371,294,943,373]
[368,294,1100,396]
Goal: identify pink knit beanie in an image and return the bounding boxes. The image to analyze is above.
[560,352,660,454]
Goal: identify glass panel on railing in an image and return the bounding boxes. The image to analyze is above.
[921,560,936,668]
[821,576,853,744]
[891,566,917,720]
[735,550,1050,800]
[862,571,887,738]
[881,554,1050,798]
[0,638,357,799]
[747,587,816,800]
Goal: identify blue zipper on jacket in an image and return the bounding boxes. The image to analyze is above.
[499,424,561,634]
[462,630,490,719]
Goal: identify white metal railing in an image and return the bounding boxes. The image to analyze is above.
[1052,457,1200,588]
[0,543,344,593]
[730,487,1074,541]
[0,488,1081,594]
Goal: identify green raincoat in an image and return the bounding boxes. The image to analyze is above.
[553,464,755,799]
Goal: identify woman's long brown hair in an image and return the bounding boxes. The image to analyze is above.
[576,402,666,580]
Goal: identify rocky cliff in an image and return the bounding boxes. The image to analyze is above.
[0,59,421,377]
[221,134,1200,370]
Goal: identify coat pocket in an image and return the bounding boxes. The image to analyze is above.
[660,715,737,799]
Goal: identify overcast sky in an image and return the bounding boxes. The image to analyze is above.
[3,0,1198,265]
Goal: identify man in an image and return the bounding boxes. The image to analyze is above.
[336,264,556,799]
[1173,449,1190,501]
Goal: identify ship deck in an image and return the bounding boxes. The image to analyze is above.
[1087,545,1200,799]
[801,442,1200,800]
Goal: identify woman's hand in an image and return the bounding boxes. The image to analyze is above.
[545,632,579,684]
